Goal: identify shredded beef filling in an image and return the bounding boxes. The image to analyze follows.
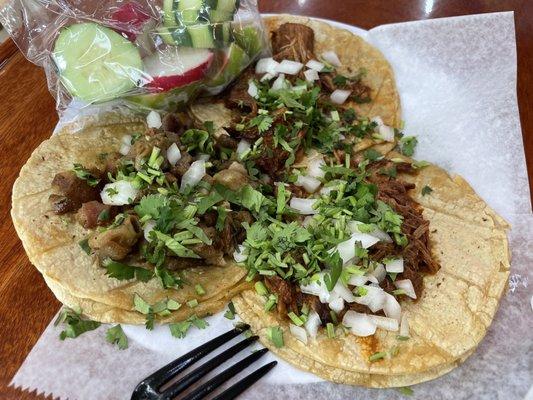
[271,23,315,63]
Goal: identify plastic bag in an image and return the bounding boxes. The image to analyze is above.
[0,0,268,114]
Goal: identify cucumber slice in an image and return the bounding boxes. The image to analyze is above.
[206,42,248,88]
[233,25,262,57]
[176,0,204,11]
[177,9,208,25]
[159,22,233,48]
[205,0,239,12]
[207,9,234,22]
[52,23,142,103]
[187,24,215,48]
[163,0,175,25]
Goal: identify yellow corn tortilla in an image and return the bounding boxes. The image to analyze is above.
[189,15,401,153]
[11,114,249,321]
[233,154,510,384]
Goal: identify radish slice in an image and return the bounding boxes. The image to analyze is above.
[110,1,151,41]
[306,59,325,72]
[385,258,404,273]
[342,311,376,337]
[166,143,181,166]
[290,323,308,344]
[383,293,402,320]
[304,69,319,82]
[236,139,251,158]
[180,160,205,192]
[305,310,321,339]
[330,89,351,105]
[271,74,287,90]
[290,197,318,214]
[322,51,342,67]
[328,296,344,313]
[370,263,387,283]
[295,175,321,193]
[276,59,304,75]
[255,57,279,75]
[247,80,259,98]
[147,111,162,128]
[308,155,325,178]
[143,220,156,242]
[394,279,417,299]
[354,285,387,313]
[400,312,410,337]
[101,180,139,205]
[370,315,399,331]
[233,244,248,263]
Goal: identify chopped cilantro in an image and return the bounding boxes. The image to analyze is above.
[54,307,101,340]
[332,74,348,86]
[78,238,91,255]
[72,164,100,187]
[97,208,110,222]
[266,326,284,348]
[224,302,236,320]
[187,299,199,308]
[421,185,433,196]
[254,281,269,296]
[169,315,208,338]
[396,387,414,396]
[364,148,382,161]
[369,351,387,362]
[195,284,206,296]
[103,259,153,282]
[399,136,418,156]
[326,322,336,338]
[106,325,128,350]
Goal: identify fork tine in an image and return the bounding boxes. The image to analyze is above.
[140,324,249,391]
[180,348,269,400]
[160,335,259,400]
[211,361,278,400]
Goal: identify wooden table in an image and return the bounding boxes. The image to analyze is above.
[0,1,531,399]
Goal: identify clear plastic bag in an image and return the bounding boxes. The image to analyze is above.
[0,0,268,114]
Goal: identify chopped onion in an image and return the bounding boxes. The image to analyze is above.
[335,233,380,264]
[146,111,162,128]
[302,215,315,228]
[197,154,210,161]
[348,221,392,243]
[271,73,287,90]
[342,311,376,337]
[247,80,259,98]
[143,220,156,242]
[276,59,304,75]
[304,69,319,82]
[378,124,395,142]
[166,143,181,166]
[370,315,399,331]
[289,323,308,344]
[233,244,248,263]
[383,293,402,320]
[333,282,356,303]
[180,160,205,192]
[289,197,318,214]
[300,278,330,303]
[394,279,417,299]
[236,139,251,158]
[369,263,387,283]
[385,258,404,273]
[348,274,369,287]
[400,312,410,337]
[119,143,131,156]
[330,89,351,105]
[308,156,325,178]
[371,116,384,126]
[121,135,132,145]
[295,174,321,193]
[306,59,325,72]
[328,296,344,313]
[255,57,279,75]
[366,275,379,284]
[260,72,275,82]
[101,180,139,206]
[322,51,342,67]
[305,310,321,339]
[354,285,386,313]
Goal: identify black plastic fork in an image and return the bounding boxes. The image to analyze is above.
[131,324,277,400]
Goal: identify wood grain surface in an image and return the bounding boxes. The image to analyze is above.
[0,1,531,399]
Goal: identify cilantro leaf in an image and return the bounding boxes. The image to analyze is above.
[224,301,236,320]
[134,194,168,219]
[399,136,418,156]
[396,387,414,396]
[79,238,91,255]
[323,251,343,291]
[266,326,284,348]
[181,128,214,155]
[55,307,101,340]
[103,259,154,282]
[72,164,100,187]
[421,185,433,196]
[155,266,183,289]
[364,148,382,161]
[106,324,129,350]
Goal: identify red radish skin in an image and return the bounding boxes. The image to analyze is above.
[111,2,151,41]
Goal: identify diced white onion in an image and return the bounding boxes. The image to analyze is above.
[121,135,132,145]
[348,221,392,243]
[348,274,368,287]
[322,50,341,67]
[143,220,156,242]
[276,59,304,75]
[394,279,417,299]
[247,80,259,98]
[197,154,210,161]
[289,197,318,214]
[370,315,399,331]
[304,310,321,339]
[370,263,387,283]
[330,89,351,105]
[328,296,344,313]
[271,73,287,90]
[383,293,402,320]
[308,156,325,179]
[385,258,404,273]
[119,143,131,156]
[304,69,319,82]
[378,124,395,142]
[260,72,275,82]
[101,180,139,206]
[146,111,162,128]
[354,285,387,313]
[333,282,356,303]
[180,160,205,192]
[166,143,181,166]
[300,278,330,303]
[400,312,410,337]
[335,233,380,265]
[233,244,248,263]
[289,323,308,344]
[371,116,384,126]
[236,139,251,158]
[306,59,325,72]
[255,57,279,75]
[295,175,321,193]
[342,311,376,337]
